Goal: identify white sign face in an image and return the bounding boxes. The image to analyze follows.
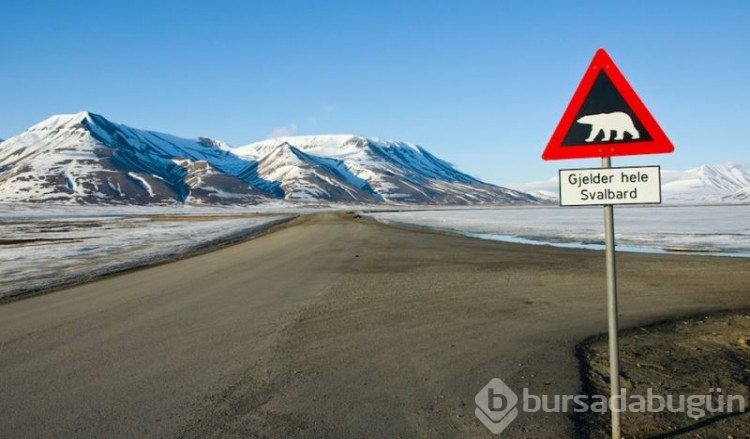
[559,165,661,206]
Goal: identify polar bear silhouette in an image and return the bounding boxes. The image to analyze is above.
[576,112,640,142]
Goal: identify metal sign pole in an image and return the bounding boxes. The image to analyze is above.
[602,156,621,438]
[542,47,674,439]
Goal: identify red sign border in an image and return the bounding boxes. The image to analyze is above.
[542,49,674,161]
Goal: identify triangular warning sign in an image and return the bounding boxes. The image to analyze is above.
[542,49,674,160]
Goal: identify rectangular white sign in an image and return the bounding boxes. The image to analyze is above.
[559,165,662,206]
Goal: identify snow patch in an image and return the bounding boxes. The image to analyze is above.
[127,172,154,197]
[0,211,292,299]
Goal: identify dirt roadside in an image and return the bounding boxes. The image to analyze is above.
[579,310,750,438]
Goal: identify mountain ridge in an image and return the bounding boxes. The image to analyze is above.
[0,112,535,206]
[235,135,527,204]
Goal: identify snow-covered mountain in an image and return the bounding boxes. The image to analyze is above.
[510,164,750,205]
[0,112,535,205]
[0,112,275,204]
[234,135,534,204]
[661,164,750,203]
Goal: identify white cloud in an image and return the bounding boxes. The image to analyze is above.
[266,123,297,139]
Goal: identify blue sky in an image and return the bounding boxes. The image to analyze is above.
[1,0,748,185]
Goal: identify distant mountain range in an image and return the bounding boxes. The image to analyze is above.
[0,112,535,205]
[511,163,750,204]
[234,136,534,204]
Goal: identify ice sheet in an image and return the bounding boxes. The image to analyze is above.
[367,205,750,257]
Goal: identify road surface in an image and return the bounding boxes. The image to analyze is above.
[2,212,749,438]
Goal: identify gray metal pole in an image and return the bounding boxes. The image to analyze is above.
[602,156,621,438]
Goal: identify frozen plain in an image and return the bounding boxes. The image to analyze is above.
[0,204,293,299]
[367,205,750,257]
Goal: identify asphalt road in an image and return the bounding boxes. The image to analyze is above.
[1,212,749,438]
